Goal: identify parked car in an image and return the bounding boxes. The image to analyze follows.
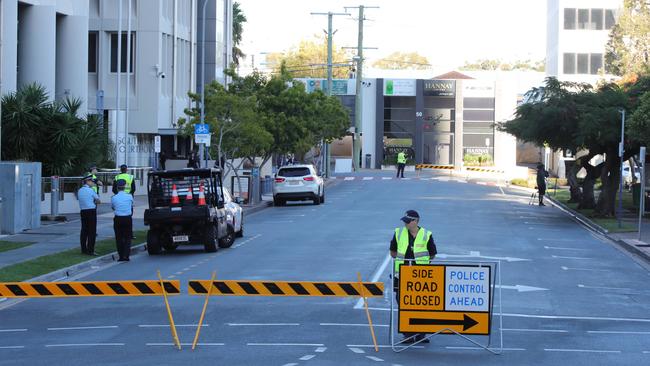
[273,164,324,206]
[623,165,641,185]
[223,187,244,240]
[144,168,230,254]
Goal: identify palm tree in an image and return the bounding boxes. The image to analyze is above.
[232,2,247,67]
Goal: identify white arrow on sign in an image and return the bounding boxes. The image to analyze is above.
[495,284,549,292]
[436,252,530,262]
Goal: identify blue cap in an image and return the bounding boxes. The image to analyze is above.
[116,179,127,187]
[83,174,94,181]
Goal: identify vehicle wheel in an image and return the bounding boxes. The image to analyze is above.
[273,197,283,206]
[236,219,244,238]
[203,223,218,253]
[219,226,236,248]
[320,192,325,204]
[147,230,162,255]
[163,243,178,252]
[313,195,320,205]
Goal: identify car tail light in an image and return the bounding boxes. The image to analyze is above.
[303,176,314,181]
[275,177,285,183]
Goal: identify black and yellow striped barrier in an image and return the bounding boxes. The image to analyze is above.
[415,164,454,170]
[465,167,505,173]
[0,280,181,298]
[188,280,384,297]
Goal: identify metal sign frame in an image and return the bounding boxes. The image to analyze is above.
[389,259,503,354]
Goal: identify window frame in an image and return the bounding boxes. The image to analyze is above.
[110,32,136,74]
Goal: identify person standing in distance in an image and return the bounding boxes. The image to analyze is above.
[111,179,134,261]
[390,210,437,344]
[536,163,549,206]
[78,175,101,255]
[84,164,103,195]
[112,164,135,195]
[396,151,407,179]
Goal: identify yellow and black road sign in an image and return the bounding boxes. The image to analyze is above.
[398,264,491,335]
[415,164,453,170]
[0,280,181,298]
[188,280,384,297]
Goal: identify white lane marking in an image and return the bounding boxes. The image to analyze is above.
[544,246,588,251]
[578,284,639,291]
[499,186,505,195]
[190,264,197,268]
[139,324,207,328]
[366,356,384,362]
[503,328,568,333]
[643,351,650,354]
[45,343,125,347]
[146,343,224,346]
[525,222,559,226]
[561,266,610,272]
[315,347,327,353]
[47,326,118,331]
[182,267,191,271]
[227,323,299,326]
[355,254,391,309]
[402,178,411,180]
[282,364,299,366]
[175,272,183,275]
[382,177,392,180]
[446,346,526,351]
[587,330,650,335]
[349,347,366,354]
[0,346,25,349]
[258,220,294,224]
[363,177,374,180]
[0,329,27,333]
[299,355,315,361]
[538,238,580,242]
[544,348,621,354]
[320,323,389,328]
[278,214,306,217]
[344,177,355,181]
[247,343,325,347]
[347,344,423,349]
[552,255,593,260]
[496,285,549,292]
[167,275,176,279]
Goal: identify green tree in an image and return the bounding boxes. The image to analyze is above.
[232,2,247,67]
[372,52,431,70]
[1,83,105,176]
[605,0,650,77]
[266,36,352,78]
[461,58,545,72]
[499,77,632,216]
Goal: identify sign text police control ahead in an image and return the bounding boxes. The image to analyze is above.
[398,264,491,335]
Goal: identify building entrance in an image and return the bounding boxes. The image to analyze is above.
[423,132,454,165]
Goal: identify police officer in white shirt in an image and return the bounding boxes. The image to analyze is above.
[111,179,134,261]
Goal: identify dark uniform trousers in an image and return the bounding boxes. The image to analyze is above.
[80,209,97,254]
[113,215,133,259]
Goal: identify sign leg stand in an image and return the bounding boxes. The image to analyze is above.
[192,271,216,350]
[157,270,181,350]
[357,272,379,353]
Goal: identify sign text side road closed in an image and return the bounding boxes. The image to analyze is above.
[398,264,492,335]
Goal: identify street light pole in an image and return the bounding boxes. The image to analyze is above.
[116,0,123,168]
[199,0,208,168]
[352,5,364,172]
[618,109,626,229]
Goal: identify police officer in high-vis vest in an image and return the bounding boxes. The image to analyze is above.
[112,164,136,195]
[84,164,103,194]
[390,210,437,344]
[396,151,407,179]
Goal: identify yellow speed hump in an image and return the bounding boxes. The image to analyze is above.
[398,264,491,335]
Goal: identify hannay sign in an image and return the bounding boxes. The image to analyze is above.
[423,80,455,97]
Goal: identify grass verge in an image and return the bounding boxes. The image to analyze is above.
[0,241,34,254]
[550,189,637,233]
[0,230,147,282]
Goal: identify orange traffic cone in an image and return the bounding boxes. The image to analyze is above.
[197,184,206,206]
[171,184,180,205]
[186,185,194,203]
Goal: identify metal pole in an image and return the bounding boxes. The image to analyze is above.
[618,109,625,228]
[50,176,59,217]
[353,6,364,172]
[199,0,208,168]
[125,0,132,166]
[0,4,3,162]
[116,0,123,168]
[630,146,645,241]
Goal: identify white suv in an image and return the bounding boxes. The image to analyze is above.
[273,165,325,206]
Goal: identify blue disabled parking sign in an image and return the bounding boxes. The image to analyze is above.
[194,123,210,134]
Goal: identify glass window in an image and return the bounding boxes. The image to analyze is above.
[591,9,603,30]
[564,8,576,29]
[605,9,616,29]
[384,121,415,135]
[577,54,589,74]
[577,9,589,29]
[277,167,311,177]
[88,32,98,73]
[563,53,576,74]
[590,53,603,74]
[110,33,135,73]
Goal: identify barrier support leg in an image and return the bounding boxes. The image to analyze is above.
[158,270,181,350]
[192,271,216,350]
[357,272,379,353]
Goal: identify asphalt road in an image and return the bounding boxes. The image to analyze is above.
[1,171,650,365]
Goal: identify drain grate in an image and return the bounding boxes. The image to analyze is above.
[634,244,650,247]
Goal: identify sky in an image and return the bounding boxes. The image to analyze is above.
[237,0,547,72]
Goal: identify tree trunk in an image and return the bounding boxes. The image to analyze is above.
[565,160,582,203]
[595,150,621,217]
[578,159,602,210]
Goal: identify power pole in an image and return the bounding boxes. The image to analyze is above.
[345,5,378,171]
[310,11,348,177]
